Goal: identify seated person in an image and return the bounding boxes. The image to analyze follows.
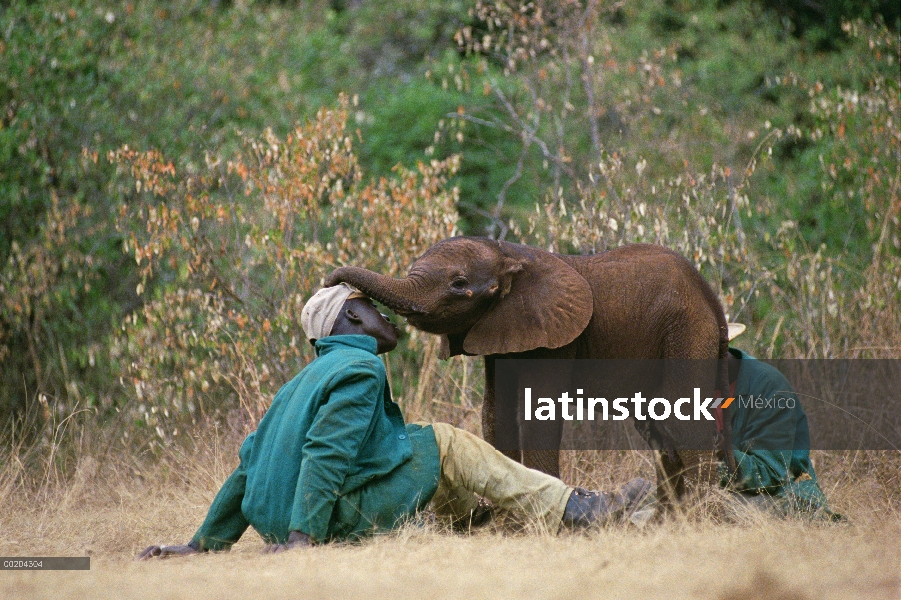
[139,284,650,558]
[719,323,840,520]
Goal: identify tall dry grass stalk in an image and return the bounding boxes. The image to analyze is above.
[1,415,898,599]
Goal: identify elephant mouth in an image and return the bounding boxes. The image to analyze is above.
[390,305,425,317]
[399,310,466,336]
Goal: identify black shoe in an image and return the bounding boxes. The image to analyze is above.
[452,496,494,532]
[562,478,652,529]
[467,496,494,529]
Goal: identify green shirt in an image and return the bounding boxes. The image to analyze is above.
[192,335,441,549]
[727,348,835,517]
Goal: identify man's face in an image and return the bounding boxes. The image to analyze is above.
[339,297,400,354]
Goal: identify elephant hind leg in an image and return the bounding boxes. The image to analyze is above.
[657,323,722,506]
[655,449,722,515]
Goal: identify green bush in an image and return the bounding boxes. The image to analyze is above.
[111,98,459,447]
[1,0,897,455]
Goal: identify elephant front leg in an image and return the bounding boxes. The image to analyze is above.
[516,361,571,479]
[482,356,496,446]
[521,437,562,478]
[484,356,522,464]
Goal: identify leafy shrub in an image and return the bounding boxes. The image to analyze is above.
[112,97,459,447]
[514,19,899,359]
[0,0,471,433]
[1,0,896,466]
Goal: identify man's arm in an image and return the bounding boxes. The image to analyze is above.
[190,463,251,551]
[136,543,198,560]
[262,530,313,553]
[290,364,382,543]
[731,441,795,492]
[138,436,253,560]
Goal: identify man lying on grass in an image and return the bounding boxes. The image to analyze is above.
[631,324,842,524]
[715,323,840,520]
[139,284,649,558]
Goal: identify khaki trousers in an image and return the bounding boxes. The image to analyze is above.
[427,422,572,533]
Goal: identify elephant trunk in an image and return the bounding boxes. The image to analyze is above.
[325,266,426,314]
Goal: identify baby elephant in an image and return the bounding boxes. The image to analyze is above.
[326,237,731,504]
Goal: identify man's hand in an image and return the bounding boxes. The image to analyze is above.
[137,544,199,560]
[262,530,312,554]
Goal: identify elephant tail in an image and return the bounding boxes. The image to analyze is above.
[693,268,730,391]
[712,297,736,473]
[693,266,736,472]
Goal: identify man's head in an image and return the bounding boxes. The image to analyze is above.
[301,284,400,354]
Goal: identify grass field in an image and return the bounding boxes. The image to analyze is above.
[4,525,899,599]
[2,428,899,600]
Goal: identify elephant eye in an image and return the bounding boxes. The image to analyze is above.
[451,276,468,290]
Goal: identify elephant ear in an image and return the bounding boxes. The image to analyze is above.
[462,242,593,355]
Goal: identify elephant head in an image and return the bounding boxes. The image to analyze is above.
[324,237,594,357]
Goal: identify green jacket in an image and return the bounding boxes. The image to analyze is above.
[192,335,441,549]
[727,348,836,517]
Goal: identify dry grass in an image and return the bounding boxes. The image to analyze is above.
[4,525,899,600]
[1,422,899,600]
[2,347,900,598]
[2,341,899,599]
[4,332,900,598]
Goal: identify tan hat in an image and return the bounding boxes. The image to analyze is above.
[301,283,367,341]
[727,323,746,341]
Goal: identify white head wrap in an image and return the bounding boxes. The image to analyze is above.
[727,323,746,341]
[301,283,367,341]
